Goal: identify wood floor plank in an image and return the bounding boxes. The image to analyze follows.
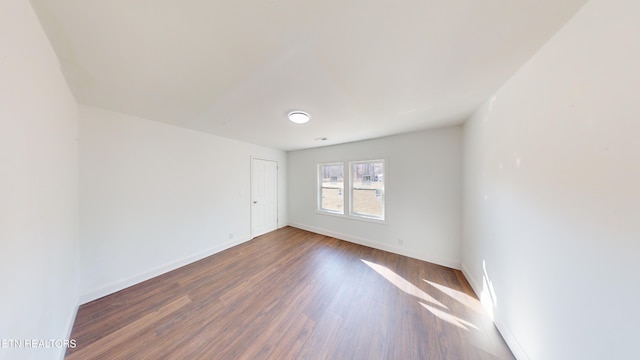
[66,295,191,360]
[66,227,514,359]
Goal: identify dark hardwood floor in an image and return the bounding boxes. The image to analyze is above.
[65,226,514,359]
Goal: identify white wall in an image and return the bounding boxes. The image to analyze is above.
[0,1,79,360]
[462,0,640,359]
[288,127,462,268]
[78,105,287,302]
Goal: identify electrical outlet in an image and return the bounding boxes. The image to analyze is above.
[398,238,403,245]
[229,233,234,240]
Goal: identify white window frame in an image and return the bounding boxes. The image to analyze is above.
[316,159,386,223]
[349,159,385,221]
[317,162,345,215]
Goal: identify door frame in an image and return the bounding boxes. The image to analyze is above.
[250,156,279,238]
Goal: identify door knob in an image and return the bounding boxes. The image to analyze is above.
[253,201,257,204]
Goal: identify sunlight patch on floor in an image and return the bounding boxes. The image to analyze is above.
[361,259,487,333]
[423,280,486,315]
[361,259,448,309]
[419,302,479,331]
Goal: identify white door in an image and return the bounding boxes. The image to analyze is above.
[251,158,278,237]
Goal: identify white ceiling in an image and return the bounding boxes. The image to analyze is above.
[30,0,586,151]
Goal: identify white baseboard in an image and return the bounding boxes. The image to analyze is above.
[288,222,461,270]
[79,236,252,304]
[58,298,80,360]
[460,263,529,360]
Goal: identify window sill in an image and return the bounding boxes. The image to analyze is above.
[315,210,387,224]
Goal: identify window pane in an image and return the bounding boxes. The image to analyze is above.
[321,187,343,213]
[351,161,384,218]
[319,163,344,214]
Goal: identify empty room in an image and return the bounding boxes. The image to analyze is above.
[1,0,638,359]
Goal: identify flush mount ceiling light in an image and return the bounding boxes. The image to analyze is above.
[288,111,310,124]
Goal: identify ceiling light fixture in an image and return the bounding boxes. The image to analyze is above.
[288,111,310,124]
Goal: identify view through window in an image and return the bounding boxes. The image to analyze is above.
[350,160,384,219]
[318,163,344,214]
[317,160,385,221]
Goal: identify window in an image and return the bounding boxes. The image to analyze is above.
[350,160,385,220]
[318,163,344,214]
[317,159,385,221]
